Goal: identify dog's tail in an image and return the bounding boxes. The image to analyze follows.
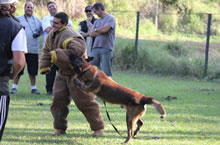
[140,96,166,119]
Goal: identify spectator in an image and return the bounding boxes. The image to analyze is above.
[90,2,116,77]
[0,0,27,140]
[40,12,104,137]
[41,1,73,95]
[11,1,42,94]
[78,5,97,57]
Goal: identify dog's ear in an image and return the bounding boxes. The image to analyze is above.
[86,56,94,62]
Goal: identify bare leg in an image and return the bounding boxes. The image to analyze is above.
[29,74,36,86]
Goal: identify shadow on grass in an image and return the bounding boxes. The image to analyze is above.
[4,127,219,144]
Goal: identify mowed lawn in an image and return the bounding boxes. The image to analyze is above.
[1,70,220,145]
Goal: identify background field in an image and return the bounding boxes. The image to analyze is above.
[1,71,220,145]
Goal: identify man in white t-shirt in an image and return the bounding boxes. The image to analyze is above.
[0,0,27,141]
[11,1,43,95]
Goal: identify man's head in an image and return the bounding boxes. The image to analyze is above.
[0,0,18,16]
[92,2,105,18]
[52,12,68,32]
[47,1,57,16]
[24,1,34,17]
[84,5,94,18]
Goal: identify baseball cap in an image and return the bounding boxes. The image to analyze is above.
[0,0,18,4]
[85,5,92,11]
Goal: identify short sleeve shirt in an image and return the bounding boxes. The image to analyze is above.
[93,14,116,51]
[17,15,42,54]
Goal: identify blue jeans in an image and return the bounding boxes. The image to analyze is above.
[91,48,114,77]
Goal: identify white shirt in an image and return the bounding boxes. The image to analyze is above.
[12,28,28,53]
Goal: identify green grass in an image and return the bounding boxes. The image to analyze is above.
[2,70,220,145]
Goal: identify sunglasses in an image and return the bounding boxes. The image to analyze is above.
[85,10,92,13]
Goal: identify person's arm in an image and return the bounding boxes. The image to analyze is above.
[9,51,25,79]
[9,28,27,79]
[50,37,87,66]
[90,24,111,37]
[39,37,54,74]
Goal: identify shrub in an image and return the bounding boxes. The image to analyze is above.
[164,41,187,57]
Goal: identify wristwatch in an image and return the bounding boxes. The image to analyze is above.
[94,29,97,32]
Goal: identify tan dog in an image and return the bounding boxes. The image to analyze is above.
[69,55,166,144]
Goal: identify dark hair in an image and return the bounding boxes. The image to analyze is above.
[47,1,56,7]
[92,2,105,11]
[54,12,68,24]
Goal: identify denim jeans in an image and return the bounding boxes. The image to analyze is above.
[91,47,114,77]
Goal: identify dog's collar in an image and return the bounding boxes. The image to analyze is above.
[78,65,92,78]
[74,68,99,89]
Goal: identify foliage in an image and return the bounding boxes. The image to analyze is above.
[113,38,220,79]
[165,41,187,57]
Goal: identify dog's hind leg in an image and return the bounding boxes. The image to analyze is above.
[124,105,145,144]
[124,112,135,144]
[133,105,146,138]
[133,119,143,138]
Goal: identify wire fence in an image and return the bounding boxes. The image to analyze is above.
[111,11,220,77]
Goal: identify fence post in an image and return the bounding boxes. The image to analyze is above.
[135,11,140,61]
[204,14,212,77]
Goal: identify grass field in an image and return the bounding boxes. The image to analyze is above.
[1,70,220,145]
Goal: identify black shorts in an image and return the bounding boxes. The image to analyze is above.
[18,53,39,76]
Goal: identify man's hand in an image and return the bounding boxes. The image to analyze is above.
[45,26,53,33]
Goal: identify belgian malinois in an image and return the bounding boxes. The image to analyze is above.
[69,55,166,144]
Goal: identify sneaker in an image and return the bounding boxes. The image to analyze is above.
[10,88,17,94]
[31,89,40,94]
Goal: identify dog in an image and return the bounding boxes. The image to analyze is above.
[69,55,166,144]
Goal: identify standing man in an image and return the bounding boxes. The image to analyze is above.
[11,1,42,94]
[90,2,116,77]
[40,12,104,137]
[78,5,97,57]
[42,1,72,95]
[0,0,27,140]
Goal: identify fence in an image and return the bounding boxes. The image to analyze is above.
[111,11,220,78]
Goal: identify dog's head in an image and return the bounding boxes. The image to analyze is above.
[69,54,94,74]
[69,54,98,89]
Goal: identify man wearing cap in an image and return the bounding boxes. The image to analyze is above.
[0,0,27,140]
[78,5,97,57]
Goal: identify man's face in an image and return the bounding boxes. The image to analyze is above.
[85,9,94,18]
[48,3,57,16]
[52,17,66,32]
[92,8,101,18]
[24,2,34,17]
